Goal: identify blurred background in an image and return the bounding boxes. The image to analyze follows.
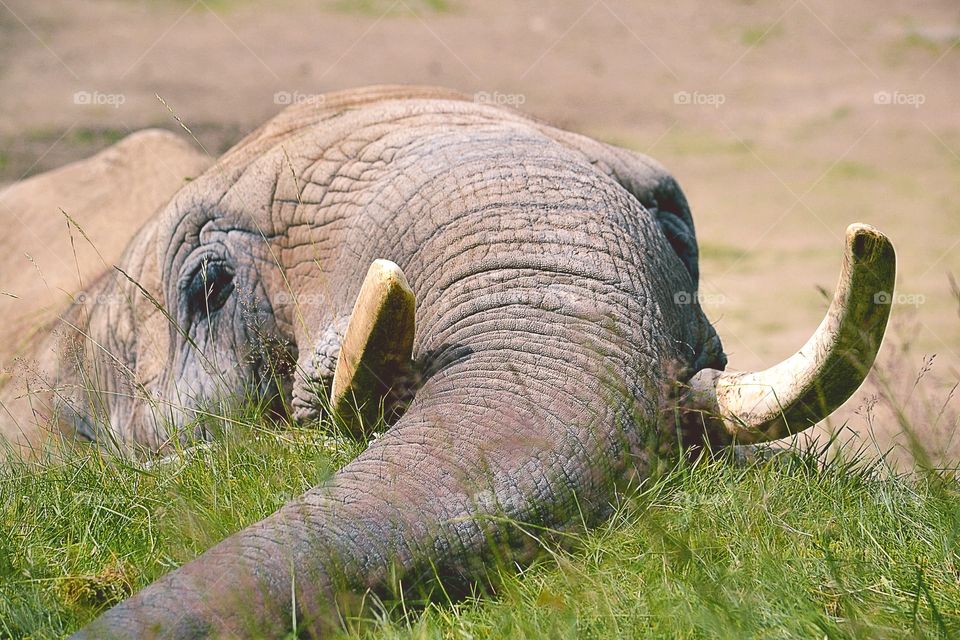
[0,0,957,465]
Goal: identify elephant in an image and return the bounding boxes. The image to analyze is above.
[3,86,895,638]
[0,129,211,452]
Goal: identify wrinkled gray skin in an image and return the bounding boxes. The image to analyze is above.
[70,86,725,638]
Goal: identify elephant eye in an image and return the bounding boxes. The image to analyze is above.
[186,259,235,319]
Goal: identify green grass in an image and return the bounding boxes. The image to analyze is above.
[69,128,126,148]
[2,416,958,639]
[0,410,364,639]
[900,29,960,55]
[699,241,750,264]
[883,25,960,68]
[375,462,960,640]
[825,160,881,181]
[741,24,783,48]
[331,0,454,16]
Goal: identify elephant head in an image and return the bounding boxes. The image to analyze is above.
[30,86,893,638]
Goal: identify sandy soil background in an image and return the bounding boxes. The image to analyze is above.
[0,0,957,466]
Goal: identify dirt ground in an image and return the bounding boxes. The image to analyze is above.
[0,0,957,466]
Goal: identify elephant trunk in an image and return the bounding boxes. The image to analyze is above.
[72,271,672,638]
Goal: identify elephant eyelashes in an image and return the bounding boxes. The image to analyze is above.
[185,259,235,319]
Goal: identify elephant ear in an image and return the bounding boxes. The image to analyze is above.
[599,150,701,287]
[636,173,699,287]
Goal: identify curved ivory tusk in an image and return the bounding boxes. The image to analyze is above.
[682,223,896,445]
[331,259,416,437]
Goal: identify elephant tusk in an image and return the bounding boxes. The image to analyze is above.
[681,223,896,445]
[331,259,416,437]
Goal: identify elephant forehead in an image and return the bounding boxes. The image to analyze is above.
[253,120,652,245]
[208,97,534,203]
[176,96,664,249]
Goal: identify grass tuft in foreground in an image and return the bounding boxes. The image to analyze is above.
[356,448,959,640]
[0,407,363,639]
[1,417,958,639]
